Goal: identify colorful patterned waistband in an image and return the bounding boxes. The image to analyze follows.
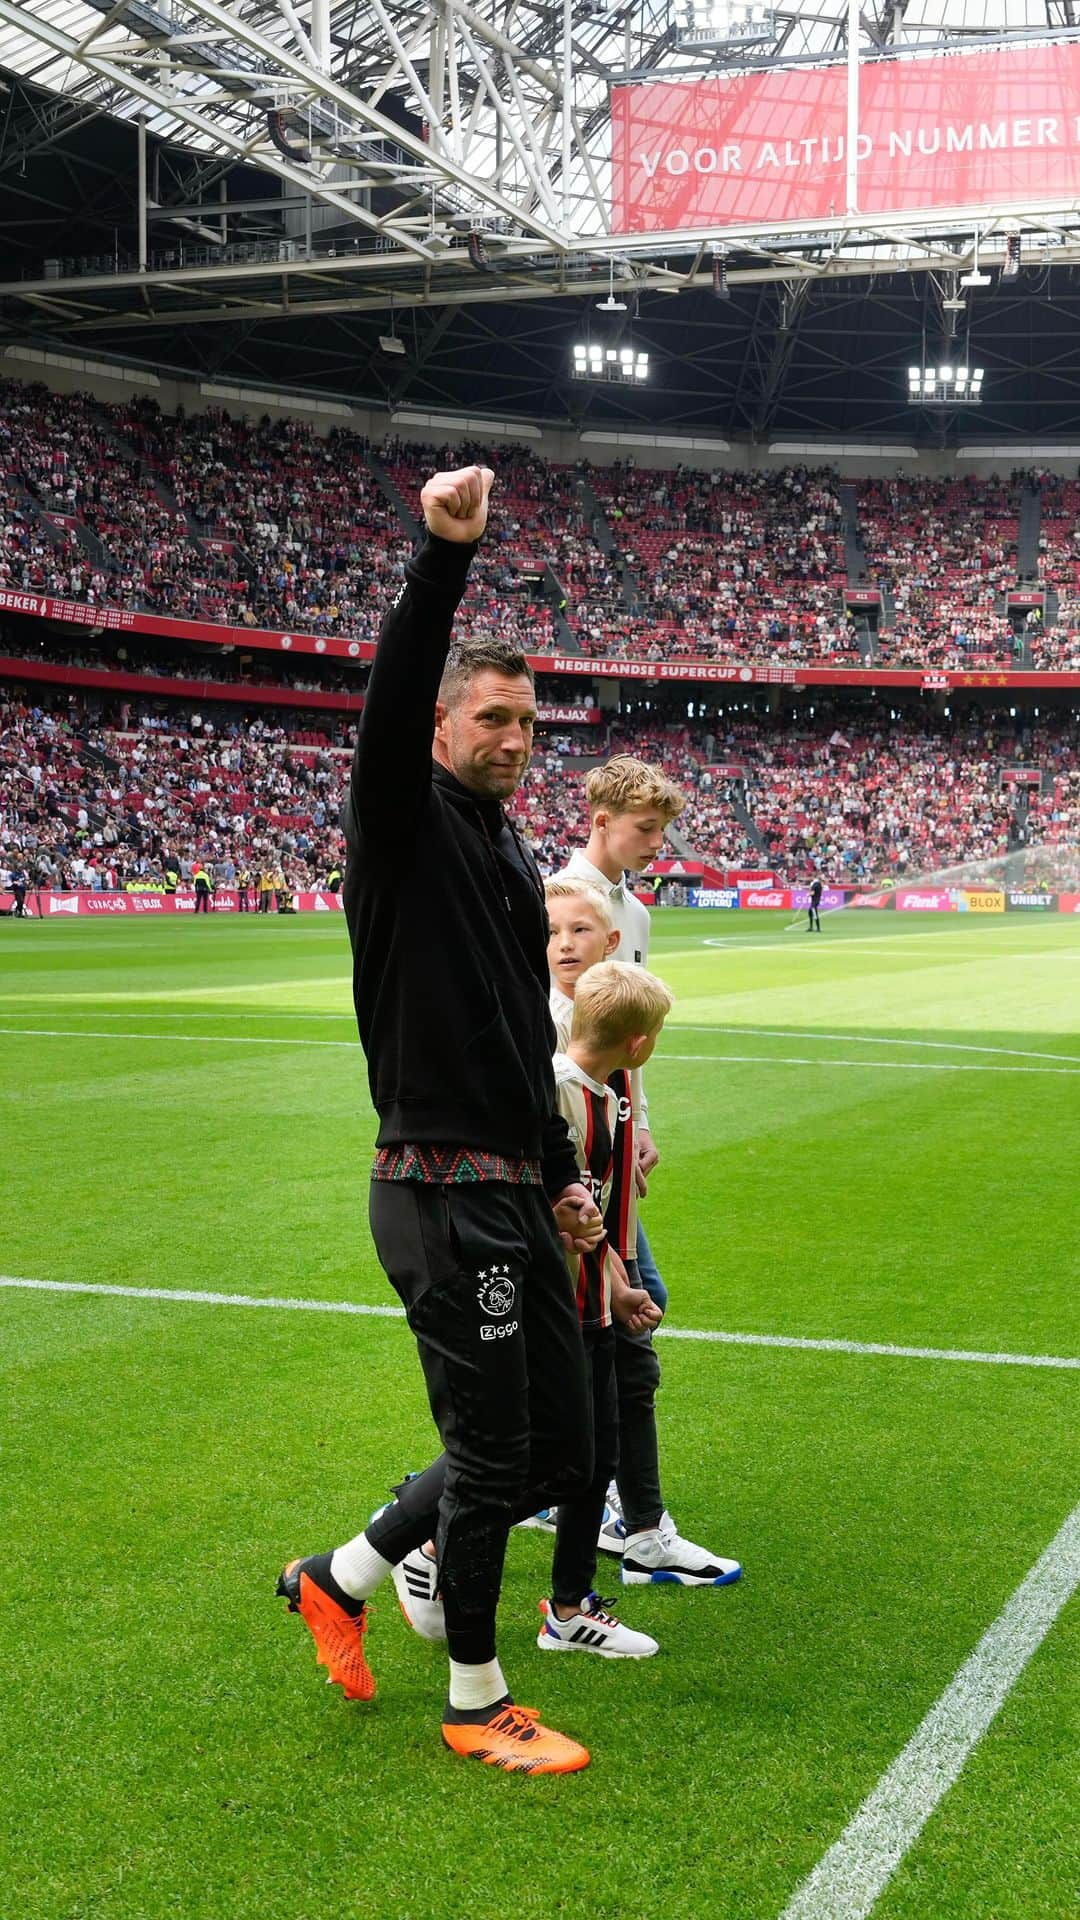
[372,1144,544,1185]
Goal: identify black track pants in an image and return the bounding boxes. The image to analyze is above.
[365,1179,592,1665]
[550,1327,618,1608]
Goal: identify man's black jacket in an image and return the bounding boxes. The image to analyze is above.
[342,530,578,1196]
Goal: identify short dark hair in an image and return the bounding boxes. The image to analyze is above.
[437,636,535,710]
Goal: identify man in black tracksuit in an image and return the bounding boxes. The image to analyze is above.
[277,465,600,1776]
[808,876,823,932]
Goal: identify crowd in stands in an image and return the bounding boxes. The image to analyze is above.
[3,669,1078,893]
[0,386,550,652]
[0,686,347,896]
[857,475,1019,667]
[8,378,1080,679]
[585,463,853,665]
[505,706,1080,880]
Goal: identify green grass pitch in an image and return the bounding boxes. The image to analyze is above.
[1,909,1077,1920]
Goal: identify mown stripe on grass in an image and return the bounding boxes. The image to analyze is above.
[3,1028,1079,1075]
[670,1026,1080,1067]
[778,1495,1080,1920]
[661,1054,1080,1076]
[2,1277,1077,1371]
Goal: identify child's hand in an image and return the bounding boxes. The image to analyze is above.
[551,1183,604,1253]
[611,1282,663,1334]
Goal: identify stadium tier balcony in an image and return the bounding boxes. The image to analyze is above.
[3,680,1077,891]
[6,383,1080,678]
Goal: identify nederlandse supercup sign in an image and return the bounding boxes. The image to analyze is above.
[611,42,1080,232]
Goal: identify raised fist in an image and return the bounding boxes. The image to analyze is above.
[420,464,495,543]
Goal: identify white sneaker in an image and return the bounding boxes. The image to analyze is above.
[392,1546,446,1641]
[517,1506,558,1535]
[536,1592,659,1659]
[621,1512,742,1587]
[596,1483,626,1557]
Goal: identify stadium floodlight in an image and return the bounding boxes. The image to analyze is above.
[571,341,650,383]
[1002,234,1022,280]
[909,355,985,407]
[378,334,406,356]
[675,0,775,49]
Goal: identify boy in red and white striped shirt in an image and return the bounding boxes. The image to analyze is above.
[538,959,671,1660]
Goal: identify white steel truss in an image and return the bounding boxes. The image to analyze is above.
[2,0,1080,309]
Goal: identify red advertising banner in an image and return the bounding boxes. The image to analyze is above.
[0,655,365,713]
[33,889,345,917]
[5,599,1080,693]
[1058,892,1080,912]
[612,41,1080,233]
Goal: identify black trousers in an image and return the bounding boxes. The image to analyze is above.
[238,888,250,912]
[365,1179,592,1665]
[194,888,211,913]
[614,1319,663,1535]
[551,1327,617,1607]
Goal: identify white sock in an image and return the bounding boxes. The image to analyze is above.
[448,1657,509,1713]
[330,1531,394,1602]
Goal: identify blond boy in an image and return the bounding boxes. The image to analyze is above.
[537,961,669,1657]
[558,778,743,1588]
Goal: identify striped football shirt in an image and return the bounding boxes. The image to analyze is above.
[550,984,638,1264]
[553,1051,619,1330]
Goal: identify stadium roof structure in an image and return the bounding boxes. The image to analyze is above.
[4,0,1080,440]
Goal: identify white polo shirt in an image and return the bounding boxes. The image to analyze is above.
[559,848,653,1130]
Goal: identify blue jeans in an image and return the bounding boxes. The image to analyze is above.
[635,1220,669,1314]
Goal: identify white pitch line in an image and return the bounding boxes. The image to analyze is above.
[1,1277,1076,1371]
[0,1276,402,1316]
[0,1007,353,1021]
[0,1025,357,1049]
[1,1028,1078,1075]
[778,1495,1080,1920]
[659,1053,1080,1077]
[658,1324,1080,1370]
[670,1025,1080,1067]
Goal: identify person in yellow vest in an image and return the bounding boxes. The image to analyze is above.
[258,866,275,914]
[163,860,179,896]
[325,861,342,894]
[193,860,214,914]
[237,864,252,913]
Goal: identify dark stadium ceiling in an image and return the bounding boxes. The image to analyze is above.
[4,2,1080,442]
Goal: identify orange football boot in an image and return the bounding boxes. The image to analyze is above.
[277,1556,376,1701]
[441,1703,590,1774]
